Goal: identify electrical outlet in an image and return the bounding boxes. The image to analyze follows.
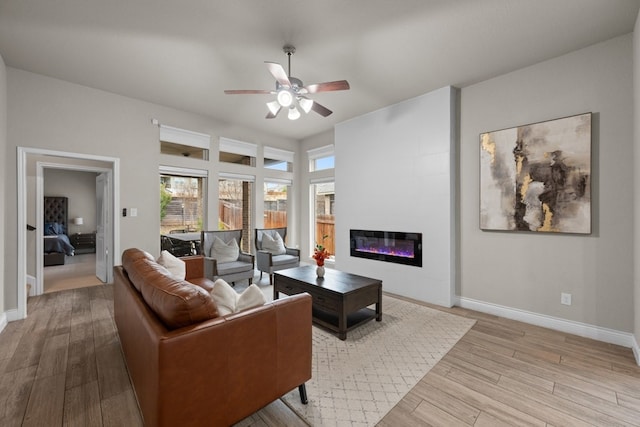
[561,293,572,306]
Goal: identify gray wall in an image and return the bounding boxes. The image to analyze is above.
[460,34,634,332]
[5,68,298,312]
[44,169,98,235]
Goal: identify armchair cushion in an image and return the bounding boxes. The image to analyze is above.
[211,236,240,263]
[210,279,267,316]
[261,232,286,255]
[157,250,186,280]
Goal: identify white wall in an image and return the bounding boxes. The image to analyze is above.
[5,68,299,312]
[460,34,634,332]
[634,13,640,358]
[0,53,6,321]
[335,86,456,306]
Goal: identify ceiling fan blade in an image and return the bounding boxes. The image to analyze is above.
[224,89,274,95]
[311,101,333,117]
[265,61,291,87]
[304,80,350,94]
[266,106,282,119]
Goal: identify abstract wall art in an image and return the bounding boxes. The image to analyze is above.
[480,113,591,234]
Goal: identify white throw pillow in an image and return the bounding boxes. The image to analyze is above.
[210,279,238,316]
[157,250,186,280]
[212,236,240,263]
[236,285,268,312]
[261,232,286,255]
[210,279,267,316]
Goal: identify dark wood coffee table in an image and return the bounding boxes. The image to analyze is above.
[274,266,382,340]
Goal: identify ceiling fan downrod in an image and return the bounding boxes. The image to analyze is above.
[283,45,296,78]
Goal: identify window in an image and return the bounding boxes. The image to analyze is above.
[311,180,335,261]
[264,180,290,229]
[219,137,257,166]
[264,146,294,172]
[308,144,334,172]
[159,167,207,235]
[219,173,254,253]
[159,125,210,160]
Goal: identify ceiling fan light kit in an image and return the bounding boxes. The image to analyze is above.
[224,45,350,121]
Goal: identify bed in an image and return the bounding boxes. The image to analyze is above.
[44,196,75,266]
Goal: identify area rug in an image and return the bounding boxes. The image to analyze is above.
[281,295,476,426]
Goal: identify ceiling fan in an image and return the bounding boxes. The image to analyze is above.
[224,45,350,120]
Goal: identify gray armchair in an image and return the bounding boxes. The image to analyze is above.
[255,227,300,285]
[201,230,255,286]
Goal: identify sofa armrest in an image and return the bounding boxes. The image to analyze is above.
[238,251,255,266]
[256,250,273,270]
[181,255,205,280]
[203,256,219,279]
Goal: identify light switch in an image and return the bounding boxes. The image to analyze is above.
[130,208,138,217]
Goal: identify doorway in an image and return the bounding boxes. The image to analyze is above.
[41,168,103,293]
[17,147,120,319]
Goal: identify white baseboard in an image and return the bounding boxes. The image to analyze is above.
[6,309,21,322]
[456,296,638,364]
[0,311,7,334]
[632,336,640,366]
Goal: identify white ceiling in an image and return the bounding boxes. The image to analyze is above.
[0,0,638,141]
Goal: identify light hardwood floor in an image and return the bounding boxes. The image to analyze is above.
[1,285,639,426]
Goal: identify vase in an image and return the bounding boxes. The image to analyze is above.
[316,266,325,278]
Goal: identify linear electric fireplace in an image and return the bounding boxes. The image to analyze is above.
[350,229,422,267]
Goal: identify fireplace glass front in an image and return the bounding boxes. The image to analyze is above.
[350,229,422,267]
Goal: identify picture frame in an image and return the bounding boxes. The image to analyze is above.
[479,112,592,234]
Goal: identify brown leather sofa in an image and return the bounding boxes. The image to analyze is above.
[113,248,312,427]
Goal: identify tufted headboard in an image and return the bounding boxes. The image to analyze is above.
[44,196,69,235]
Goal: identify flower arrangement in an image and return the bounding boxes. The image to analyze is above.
[312,235,330,267]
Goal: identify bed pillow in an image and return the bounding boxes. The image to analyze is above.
[157,250,186,281]
[44,222,64,235]
[211,236,239,263]
[210,279,267,316]
[261,232,286,255]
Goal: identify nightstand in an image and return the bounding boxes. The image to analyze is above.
[71,232,96,254]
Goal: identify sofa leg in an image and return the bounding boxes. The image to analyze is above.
[298,384,308,404]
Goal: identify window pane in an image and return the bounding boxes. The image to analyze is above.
[311,155,334,172]
[160,174,204,234]
[264,158,292,172]
[160,141,209,160]
[264,182,288,228]
[219,178,253,253]
[313,182,335,260]
[219,151,255,166]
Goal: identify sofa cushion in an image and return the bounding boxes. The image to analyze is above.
[261,232,286,255]
[139,266,219,330]
[271,254,299,266]
[210,279,266,316]
[211,236,239,263]
[122,248,164,292]
[122,248,219,329]
[157,250,186,280]
[217,260,253,275]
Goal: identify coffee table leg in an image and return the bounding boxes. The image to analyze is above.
[339,304,347,340]
[376,285,382,321]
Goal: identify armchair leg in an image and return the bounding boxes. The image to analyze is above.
[270,274,274,286]
[298,384,308,404]
[259,271,263,281]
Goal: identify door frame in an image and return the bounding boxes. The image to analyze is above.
[35,162,112,296]
[17,147,120,319]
